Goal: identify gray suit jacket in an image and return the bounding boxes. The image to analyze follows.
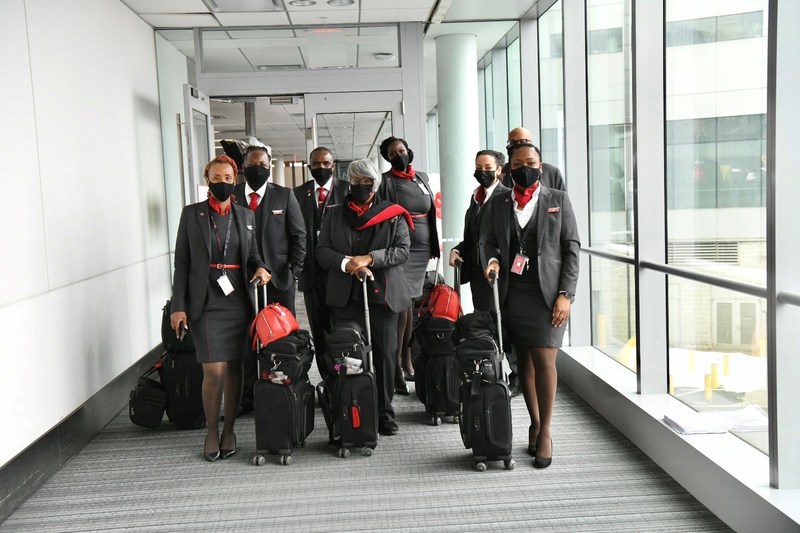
[482,185,580,308]
[171,201,266,321]
[233,182,306,292]
[453,181,510,284]
[316,203,411,313]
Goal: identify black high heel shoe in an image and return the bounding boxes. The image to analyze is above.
[220,433,237,459]
[533,438,553,469]
[204,435,220,462]
[527,426,538,457]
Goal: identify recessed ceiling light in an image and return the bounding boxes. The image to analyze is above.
[327,0,354,5]
[289,0,316,6]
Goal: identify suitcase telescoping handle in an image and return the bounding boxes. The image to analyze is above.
[453,261,460,297]
[359,273,374,374]
[250,280,268,351]
[489,270,503,355]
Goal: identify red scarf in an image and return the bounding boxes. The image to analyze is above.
[208,195,231,215]
[346,200,415,231]
[513,182,540,209]
[390,164,415,180]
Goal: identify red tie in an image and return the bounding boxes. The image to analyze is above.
[475,187,486,205]
[248,192,259,212]
[317,187,327,209]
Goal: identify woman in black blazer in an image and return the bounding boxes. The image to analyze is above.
[317,159,412,436]
[377,136,440,395]
[483,145,580,469]
[170,155,269,462]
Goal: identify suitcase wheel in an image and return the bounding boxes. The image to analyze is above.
[505,459,516,470]
[474,461,487,472]
[280,455,293,466]
[338,447,350,458]
[452,415,460,425]
[253,454,266,467]
[361,447,373,457]
[431,416,442,426]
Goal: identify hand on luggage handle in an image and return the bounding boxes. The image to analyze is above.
[358,273,372,347]
[489,271,504,355]
[250,279,268,317]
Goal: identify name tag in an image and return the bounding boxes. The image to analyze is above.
[217,273,235,296]
[511,254,529,275]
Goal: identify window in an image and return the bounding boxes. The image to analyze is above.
[538,1,565,171]
[506,38,522,130]
[591,256,636,372]
[667,11,763,47]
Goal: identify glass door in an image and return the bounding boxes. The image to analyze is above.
[183,84,215,205]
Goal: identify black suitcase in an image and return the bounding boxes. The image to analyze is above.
[258,330,314,384]
[456,271,515,471]
[413,316,459,424]
[319,277,379,458]
[459,380,514,470]
[161,299,195,352]
[253,378,315,465]
[129,364,167,428]
[161,351,206,429]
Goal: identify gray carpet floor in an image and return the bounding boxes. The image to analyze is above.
[1,296,732,532]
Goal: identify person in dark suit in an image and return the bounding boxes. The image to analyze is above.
[377,136,440,395]
[317,159,412,436]
[503,127,565,191]
[449,149,509,311]
[170,155,270,462]
[483,144,580,469]
[233,144,306,415]
[294,147,349,380]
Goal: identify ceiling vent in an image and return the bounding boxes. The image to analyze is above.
[203,0,285,12]
[269,96,301,105]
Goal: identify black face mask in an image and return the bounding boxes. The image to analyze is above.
[350,184,374,204]
[244,165,270,190]
[310,167,333,186]
[511,166,541,189]
[208,181,235,202]
[473,170,497,188]
[390,153,410,171]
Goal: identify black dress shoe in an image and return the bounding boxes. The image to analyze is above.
[203,435,220,463]
[220,433,237,459]
[379,420,399,436]
[527,426,537,456]
[533,439,553,469]
[403,370,415,382]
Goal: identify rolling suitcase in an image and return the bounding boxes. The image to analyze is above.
[456,271,515,471]
[161,350,206,429]
[251,283,316,466]
[318,276,379,458]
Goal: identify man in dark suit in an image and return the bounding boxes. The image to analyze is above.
[503,127,565,191]
[233,144,306,415]
[449,149,510,312]
[294,147,349,380]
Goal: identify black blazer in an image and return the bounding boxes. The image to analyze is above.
[502,162,565,191]
[171,201,265,321]
[316,204,411,313]
[293,178,350,292]
[452,181,510,284]
[233,182,306,292]
[482,185,580,308]
[377,170,440,259]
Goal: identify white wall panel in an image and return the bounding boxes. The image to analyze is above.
[123,255,172,363]
[25,0,168,289]
[0,0,48,305]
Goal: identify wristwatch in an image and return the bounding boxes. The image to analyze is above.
[559,290,575,303]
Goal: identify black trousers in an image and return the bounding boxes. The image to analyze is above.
[331,302,398,424]
[304,268,332,381]
[241,280,297,407]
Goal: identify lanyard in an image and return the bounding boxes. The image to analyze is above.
[210,212,233,260]
[513,205,536,257]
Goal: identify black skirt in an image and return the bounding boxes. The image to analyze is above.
[504,279,566,349]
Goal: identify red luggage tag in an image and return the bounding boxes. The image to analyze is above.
[511,254,529,275]
[351,406,361,428]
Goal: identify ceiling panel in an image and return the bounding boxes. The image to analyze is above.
[241,47,306,69]
[360,8,432,23]
[214,12,291,26]
[361,0,434,8]
[445,0,534,22]
[121,0,210,14]
[202,48,255,72]
[139,13,219,27]
[288,10,359,25]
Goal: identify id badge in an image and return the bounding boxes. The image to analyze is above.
[510,253,529,275]
[217,273,235,296]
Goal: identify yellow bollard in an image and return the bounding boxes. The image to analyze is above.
[723,354,730,376]
[688,350,695,372]
[669,374,675,395]
[704,374,713,401]
[597,313,607,349]
[710,363,719,389]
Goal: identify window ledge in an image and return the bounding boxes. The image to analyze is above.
[559,345,800,532]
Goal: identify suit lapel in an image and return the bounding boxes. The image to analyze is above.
[198,203,212,257]
[537,185,551,251]
[499,192,511,258]
[232,205,247,271]
[260,183,279,231]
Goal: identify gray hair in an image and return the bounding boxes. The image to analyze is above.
[347,159,382,192]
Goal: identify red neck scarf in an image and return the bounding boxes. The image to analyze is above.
[345,199,415,232]
[208,195,231,215]
[513,181,540,209]
[390,164,415,180]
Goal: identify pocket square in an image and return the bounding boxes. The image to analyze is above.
[548,207,560,213]
[272,209,284,215]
